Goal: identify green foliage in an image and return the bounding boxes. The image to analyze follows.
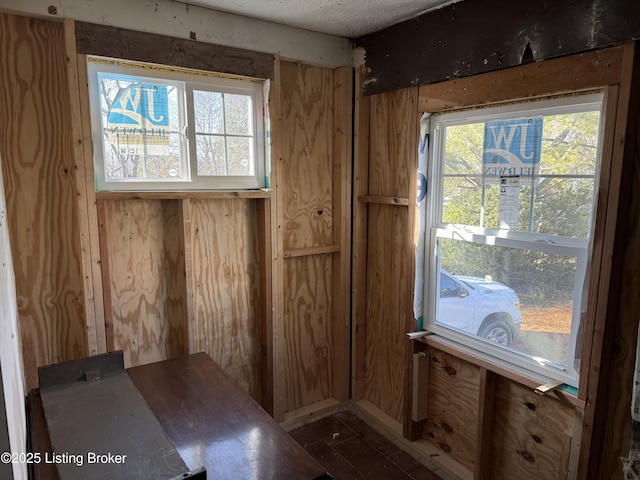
[438,110,600,306]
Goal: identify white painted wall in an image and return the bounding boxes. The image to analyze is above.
[0,159,26,480]
[0,0,353,67]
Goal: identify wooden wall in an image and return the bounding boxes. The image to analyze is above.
[0,13,87,389]
[353,42,638,480]
[189,199,262,400]
[276,61,352,420]
[0,12,352,424]
[353,86,419,422]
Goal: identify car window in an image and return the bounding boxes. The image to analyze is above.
[440,273,457,297]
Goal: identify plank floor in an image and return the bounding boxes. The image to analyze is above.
[288,410,444,480]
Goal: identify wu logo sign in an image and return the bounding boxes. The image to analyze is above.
[105,81,171,154]
[482,117,543,183]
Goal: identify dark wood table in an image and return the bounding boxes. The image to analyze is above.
[29,353,330,480]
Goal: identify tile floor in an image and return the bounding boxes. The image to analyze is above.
[288,410,445,480]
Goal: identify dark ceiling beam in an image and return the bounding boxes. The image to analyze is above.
[356,0,640,96]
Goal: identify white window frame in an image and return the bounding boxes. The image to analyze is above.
[87,56,266,191]
[424,93,604,387]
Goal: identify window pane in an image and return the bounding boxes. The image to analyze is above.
[226,137,253,175]
[224,94,252,135]
[440,109,600,236]
[195,135,226,175]
[193,90,223,134]
[437,237,578,367]
[98,73,185,181]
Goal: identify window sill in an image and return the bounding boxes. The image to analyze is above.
[95,189,271,201]
[416,333,585,409]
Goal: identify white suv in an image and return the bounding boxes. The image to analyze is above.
[438,270,522,346]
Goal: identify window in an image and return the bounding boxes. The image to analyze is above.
[425,93,603,386]
[87,56,266,191]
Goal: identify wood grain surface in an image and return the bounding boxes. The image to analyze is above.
[491,378,575,480]
[189,199,262,401]
[281,255,334,412]
[101,200,186,367]
[0,13,87,388]
[424,349,480,470]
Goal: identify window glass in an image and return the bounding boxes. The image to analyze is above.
[87,56,265,191]
[427,93,603,386]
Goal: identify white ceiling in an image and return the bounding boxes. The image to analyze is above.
[174,0,460,37]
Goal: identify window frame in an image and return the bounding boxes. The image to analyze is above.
[423,92,605,387]
[87,56,266,192]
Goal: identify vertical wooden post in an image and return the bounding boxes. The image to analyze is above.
[63,21,107,356]
[271,57,285,421]
[474,368,497,480]
[332,66,353,403]
[178,199,195,356]
[352,65,370,402]
[258,198,274,414]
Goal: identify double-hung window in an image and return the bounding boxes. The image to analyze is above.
[87,56,266,191]
[425,92,604,386]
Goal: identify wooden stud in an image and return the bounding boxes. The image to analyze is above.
[352,64,371,402]
[74,21,275,80]
[178,199,195,355]
[283,245,340,258]
[358,195,410,206]
[332,66,353,404]
[577,86,621,398]
[272,56,286,421]
[95,190,271,201]
[75,53,108,355]
[411,351,429,422]
[418,46,624,113]
[258,198,274,415]
[96,200,115,353]
[63,19,102,358]
[474,369,497,480]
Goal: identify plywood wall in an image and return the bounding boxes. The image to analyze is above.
[361,88,419,422]
[424,349,480,470]
[0,13,87,389]
[99,200,186,367]
[491,378,574,479]
[277,61,351,417]
[189,198,262,401]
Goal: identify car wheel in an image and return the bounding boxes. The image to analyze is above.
[478,319,513,346]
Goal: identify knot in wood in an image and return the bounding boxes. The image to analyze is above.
[439,443,452,453]
[444,365,457,376]
[517,450,535,463]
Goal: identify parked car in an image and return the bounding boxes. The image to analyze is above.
[438,269,521,346]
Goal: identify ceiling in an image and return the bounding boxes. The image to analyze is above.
[175,0,461,38]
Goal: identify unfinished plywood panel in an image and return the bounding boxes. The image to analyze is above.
[189,199,261,401]
[0,13,87,389]
[368,90,415,198]
[101,200,186,367]
[277,60,340,416]
[364,204,411,422]
[280,61,334,251]
[424,348,480,471]
[491,378,575,480]
[363,87,418,423]
[281,255,333,412]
